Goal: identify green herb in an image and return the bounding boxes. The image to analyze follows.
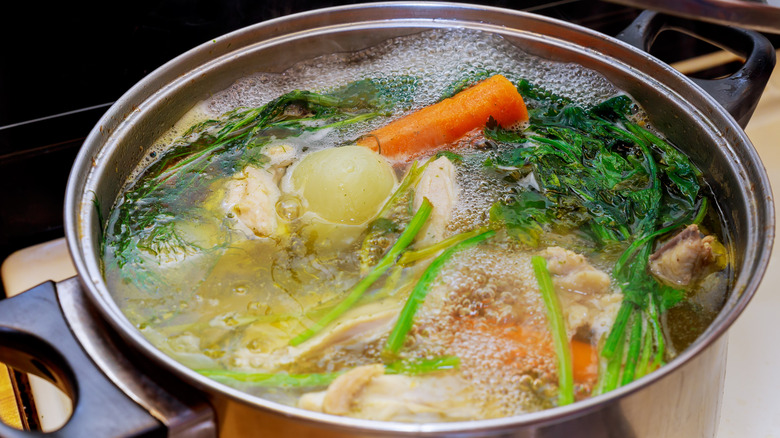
[484,83,707,390]
[196,355,459,388]
[434,150,464,164]
[594,325,625,395]
[102,78,417,289]
[290,199,433,346]
[532,255,574,406]
[385,229,496,354]
[489,190,555,247]
[635,319,654,379]
[620,314,644,385]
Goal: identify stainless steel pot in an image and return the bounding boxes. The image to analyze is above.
[0,3,774,437]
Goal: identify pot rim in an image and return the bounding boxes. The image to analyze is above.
[64,1,774,433]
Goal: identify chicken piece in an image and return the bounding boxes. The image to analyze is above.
[649,224,719,286]
[231,301,400,370]
[223,166,281,238]
[413,156,458,246]
[298,369,483,421]
[541,246,611,295]
[264,143,297,182]
[540,247,617,340]
[321,364,385,415]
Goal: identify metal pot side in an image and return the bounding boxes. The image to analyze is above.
[64,3,774,437]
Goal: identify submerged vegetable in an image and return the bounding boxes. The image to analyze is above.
[197,355,460,388]
[485,84,712,389]
[101,29,730,423]
[385,229,495,354]
[290,145,396,224]
[290,198,433,346]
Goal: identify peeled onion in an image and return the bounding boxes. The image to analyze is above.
[290,145,396,224]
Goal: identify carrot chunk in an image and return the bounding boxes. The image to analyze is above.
[453,319,598,386]
[357,74,528,161]
[501,326,598,385]
[571,338,598,383]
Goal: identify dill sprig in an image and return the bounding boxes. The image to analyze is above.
[196,355,459,388]
[103,79,411,288]
[485,82,706,390]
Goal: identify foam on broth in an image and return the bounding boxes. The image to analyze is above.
[103,28,729,420]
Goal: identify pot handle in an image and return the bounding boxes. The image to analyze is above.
[0,281,165,437]
[616,11,776,128]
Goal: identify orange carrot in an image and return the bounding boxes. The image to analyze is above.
[454,319,598,385]
[571,338,598,383]
[356,74,528,161]
[502,326,597,385]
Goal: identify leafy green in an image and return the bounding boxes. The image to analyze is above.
[484,82,707,389]
[103,82,403,288]
[435,150,464,164]
[489,190,557,246]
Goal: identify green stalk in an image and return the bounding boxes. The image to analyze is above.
[397,227,489,266]
[532,255,574,406]
[692,197,708,225]
[602,302,633,359]
[319,112,379,129]
[635,319,654,379]
[589,222,618,246]
[198,369,341,387]
[385,230,496,354]
[592,353,610,396]
[620,314,643,385]
[359,159,433,272]
[196,355,459,388]
[648,294,665,368]
[290,199,433,346]
[377,159,431,218]
[601,327,626,393]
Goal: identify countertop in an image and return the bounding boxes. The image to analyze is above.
[716,57,780,437]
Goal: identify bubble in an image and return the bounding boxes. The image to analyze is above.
[126,27,632,417]
[247,301,269,314]
[275,196,302,221]
[203,347,225,359]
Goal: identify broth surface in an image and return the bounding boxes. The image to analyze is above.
[102,29,731,421]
